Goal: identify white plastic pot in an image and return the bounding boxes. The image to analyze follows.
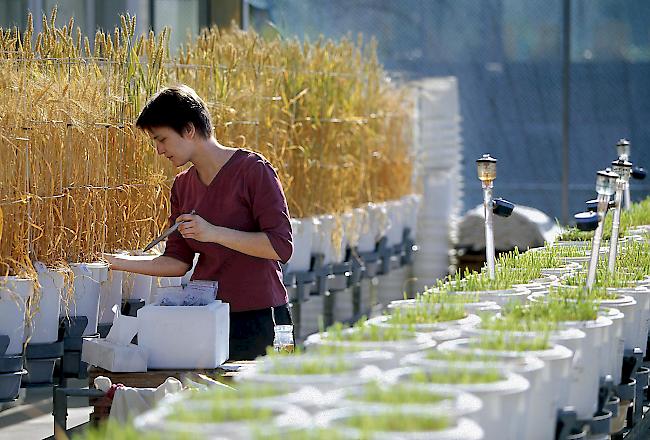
[444,287,530,307]
[357,203,389,253]
[601,292,644,352]
[27,266,63,344]
[135,396,308,439]
[118,254,156,302]
[237,352,389,392]
[427,342,549,440]
[316,407,484,440]
[401,193,422,239]
[527,293,615,414]
[341,210,362,251]
[304,328,436,359]
[462,325,595,419]
[366,312,480,342]
[285,217,316,273]
[385,199,405,247]
[330,384,482,420]
[438,337,573,439]
[389,298,501,316]
[312,214,346,264]
[609,287,650,355]
[0,276,33,355]
[65,262,108,336]
[599,306,625,385]
[388,365,529,440]
[98,269,123,325]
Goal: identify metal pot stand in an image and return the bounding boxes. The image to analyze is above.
[22,340,64,387]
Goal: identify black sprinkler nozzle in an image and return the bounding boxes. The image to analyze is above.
[575,211,599,231]
[492,198,514,217]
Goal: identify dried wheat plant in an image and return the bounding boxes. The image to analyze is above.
[0,9,413,276]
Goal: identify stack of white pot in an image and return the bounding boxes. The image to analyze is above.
[411,77,464,292]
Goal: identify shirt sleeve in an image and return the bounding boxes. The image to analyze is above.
[162,179,195,266]
[247,158,294,264]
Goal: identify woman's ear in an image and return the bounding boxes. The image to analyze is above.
[183,122,196,139]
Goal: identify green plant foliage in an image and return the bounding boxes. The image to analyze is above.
[254,428,347,440]
[479,310,559,333]
[348,382,448,404]
[562,270,640,289]
[73,422,169,440]
[265,357,353,375]
[507,297,599,322]
[188,383,289,401]
[424,349,499,363]
[386,304,466,325]
[410,368,503,385]
[323,321,415,342]
[435,269,516,292]
[343,413,450,432]
[471,333,550,352]
[168,402,274,424]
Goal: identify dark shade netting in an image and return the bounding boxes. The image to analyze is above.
[251,0,650,222]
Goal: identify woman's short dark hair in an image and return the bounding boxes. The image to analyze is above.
[136,85,213,138]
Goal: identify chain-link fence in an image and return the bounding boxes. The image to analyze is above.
[252,0,650,222]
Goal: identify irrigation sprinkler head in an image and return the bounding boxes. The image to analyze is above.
[616,139,630,159]
[585,199,615,212]
[574,211,599,231]
[595,168,619,197]
[631,166,646,180]
[492,197,515,217]
[476,154,497,184]
[611,157,632,182]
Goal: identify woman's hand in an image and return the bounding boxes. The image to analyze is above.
[101,253,123,270]
[176,213,217,243]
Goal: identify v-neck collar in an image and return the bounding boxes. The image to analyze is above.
[192,149,241,189]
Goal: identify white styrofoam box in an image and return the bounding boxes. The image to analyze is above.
[82,338,147,372]
[99,270,123,324]
[66,262,108,336]
[149,276,183,304]
[285,217,316,273]
[138,301,230,369]
[27,265,63,344]
[0,276,32,355]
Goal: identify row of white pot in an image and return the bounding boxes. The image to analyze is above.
[0,260,184,354]
[298,306,554,439]
[136,377,485,439]
[285,194,421,272]
[232,348,535,440]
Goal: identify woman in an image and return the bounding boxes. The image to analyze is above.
[104,84,293,360]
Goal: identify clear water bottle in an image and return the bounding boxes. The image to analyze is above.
[273,324,295,353]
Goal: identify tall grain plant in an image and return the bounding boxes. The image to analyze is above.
[0,10,413,275]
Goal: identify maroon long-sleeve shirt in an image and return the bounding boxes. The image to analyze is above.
[163,149,292,312]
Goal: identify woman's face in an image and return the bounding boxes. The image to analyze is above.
[147,126,194,167]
